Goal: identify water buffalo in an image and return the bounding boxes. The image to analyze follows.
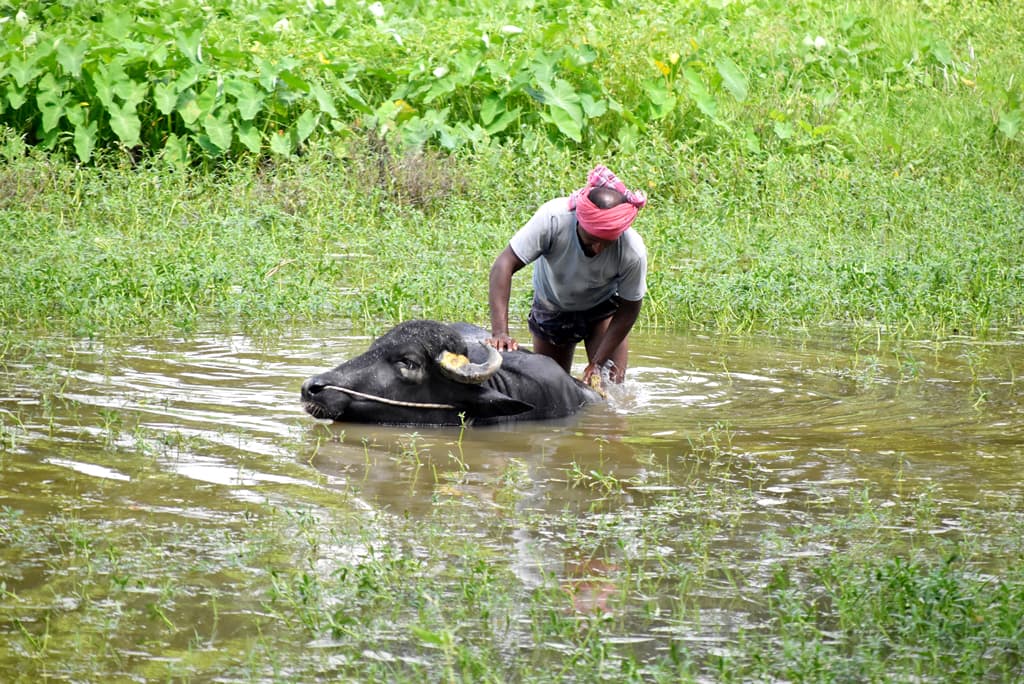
[301,320,603,426]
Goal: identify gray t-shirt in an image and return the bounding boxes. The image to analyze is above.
[508,197,647,312]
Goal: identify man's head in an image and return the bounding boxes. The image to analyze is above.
[587,186,627,209]
[569,165,647,241]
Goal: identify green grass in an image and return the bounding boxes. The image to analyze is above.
[1,0,1022,338]
[0,134,1020,339]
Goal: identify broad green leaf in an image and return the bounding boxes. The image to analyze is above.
[36,74,69,132]
[424,74,456,103]
[196,133,222,157]
[929,39,953,67]
[88,61,127,109]
[255,58,282,92]
[572,44,599,67]
[203,110,233,151]
[335,79,370,113]
[436,122,460,151]
[175,64,204,92]
[742,124,762,153]
[400,112,440,149]
[539,78,583,141]
[269,128,295,156]
[56,40,89,79]
[684,68,718,120]
[452,50,481,85]
[39,126,61,151]
[102,11,132,40]
[177,92,203,127]
[617,122,641,153]
[154,82,178,115]
[998,110,1021,140]
[73,120,98,162]
[279,70,310,95]
[580,93,607,119]
[530,54,557,85]
[482,93,522,131]
[483,58,512,83]
[483,106,519,135]
[224,79,265,121]
[148,43,170,69]
[480,95,503,125]
[9,55,40,88]
[161,133,190,167]
[715,56,748,102]
[108,101,141,147]
[7,84,28,110]
[694,94,719,121]
[66,103,87,126]
[644,78,676,120]
[310,81,339,118]
[295,109,318,144]
[543,106,582,142]
[195,82,219,114]
[236,120,262,153]
[773,120,794,140]
[176,29,203,64]
[523,84,544,104]
[114,79,148,110]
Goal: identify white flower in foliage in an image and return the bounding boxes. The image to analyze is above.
[369,2,385,18]
[802,34,828,50]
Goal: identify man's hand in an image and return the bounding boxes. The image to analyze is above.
[581,361,608,397]
[582,359,623,392]
[486,333,519,352]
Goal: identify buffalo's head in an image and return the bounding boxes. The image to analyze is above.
[301,320,533,425]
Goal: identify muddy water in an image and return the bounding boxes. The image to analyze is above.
[1,325,1022,676]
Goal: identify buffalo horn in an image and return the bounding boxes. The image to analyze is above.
[437,342,503,384]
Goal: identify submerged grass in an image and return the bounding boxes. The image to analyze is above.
[2,443,1022,682]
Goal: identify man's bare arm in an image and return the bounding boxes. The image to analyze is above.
[487,246,526,351]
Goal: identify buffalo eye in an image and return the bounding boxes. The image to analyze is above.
[394,356,425,382]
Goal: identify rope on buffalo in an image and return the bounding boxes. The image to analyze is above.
[322,385,456,410]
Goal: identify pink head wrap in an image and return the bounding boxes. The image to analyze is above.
[567,165,648,240]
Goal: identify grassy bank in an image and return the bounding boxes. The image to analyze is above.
[0,138,1020,339]
[1,0,1022,339]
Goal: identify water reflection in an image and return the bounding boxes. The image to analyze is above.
[1,324,1022,669]
[3,325,1022,515]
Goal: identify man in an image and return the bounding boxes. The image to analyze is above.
[486,165,648,387]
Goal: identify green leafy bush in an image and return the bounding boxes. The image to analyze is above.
[2,0,1021,163]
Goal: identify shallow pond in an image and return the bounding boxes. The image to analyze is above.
[1,325,1022,680]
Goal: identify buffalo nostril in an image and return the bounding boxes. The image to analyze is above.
[302,378,326,396]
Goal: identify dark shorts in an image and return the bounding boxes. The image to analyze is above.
[528,297,620,347]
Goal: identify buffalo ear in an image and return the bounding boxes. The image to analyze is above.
[463,387,533,418]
